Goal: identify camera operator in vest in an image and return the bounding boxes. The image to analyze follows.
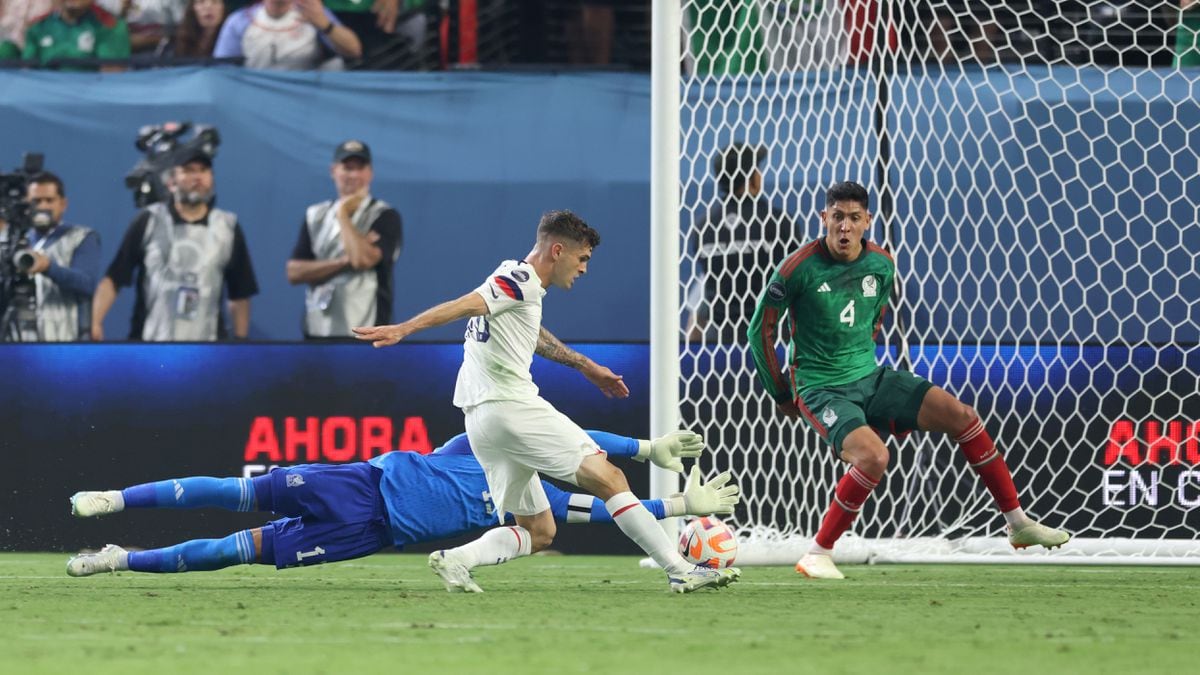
[4,172,101,341]
[91,149,259,341]
[286,140,402,339]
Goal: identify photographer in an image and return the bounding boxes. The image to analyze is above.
[2,173,101,342]
[92,149,258,341]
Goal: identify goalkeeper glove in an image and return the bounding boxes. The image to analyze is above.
[665,468,740,517]
[633,430,703,474]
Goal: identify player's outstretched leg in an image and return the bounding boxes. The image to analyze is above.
[430,514,544,593]
[947,410,1070,550]
[67,529,261,577]
[798,427,887,580]
[71,476,257,517]
[577,456,738,593]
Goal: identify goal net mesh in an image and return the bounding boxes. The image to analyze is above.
[677,0,1200,563]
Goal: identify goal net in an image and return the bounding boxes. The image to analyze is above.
[666,0,1200,564]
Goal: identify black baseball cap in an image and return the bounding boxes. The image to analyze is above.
[334,140,371,164]
[174,147,213,168]
[714,142,766,195]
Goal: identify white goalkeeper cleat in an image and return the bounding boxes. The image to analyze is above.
[668,565,740,593]
[70,491,125,518]
[1009,521,1071,550]
[66,544,129,577]
[795,553,845,580]
[428,550,483,593]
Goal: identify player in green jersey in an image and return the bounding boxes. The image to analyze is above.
[747,181,1069,579]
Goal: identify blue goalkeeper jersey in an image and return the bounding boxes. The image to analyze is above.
[368,449,495,547]
[367,430,641,548]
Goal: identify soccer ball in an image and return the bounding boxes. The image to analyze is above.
[678,516,737,568]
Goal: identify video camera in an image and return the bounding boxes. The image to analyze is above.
[0,152,46,341]
[124,122,220,207]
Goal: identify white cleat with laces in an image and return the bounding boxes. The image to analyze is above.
[70,491,125,518]
[1009,521,1071,550]
[66,544,129,577]
[428,550,483,593]
[795,553,845,580]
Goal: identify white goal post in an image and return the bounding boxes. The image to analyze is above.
[651,0,1200,565]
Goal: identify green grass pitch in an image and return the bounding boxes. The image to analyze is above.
[4,553,1197,674]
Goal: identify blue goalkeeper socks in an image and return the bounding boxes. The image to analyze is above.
[121,477,256,512]
[126,530,258,573]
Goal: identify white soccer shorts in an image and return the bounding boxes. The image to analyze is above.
[464,397,604,520]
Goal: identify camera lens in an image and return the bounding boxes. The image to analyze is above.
[14,250,35,273]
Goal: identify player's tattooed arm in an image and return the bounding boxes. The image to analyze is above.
[536,327,629,399]
[535,327,589,369]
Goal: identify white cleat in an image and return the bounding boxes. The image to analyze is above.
[1009,521,1071,550]
[668,565,741,593]
[795,553,845,580]
[428,550,483,593]
[70,491,124,518]
[66,544,128,577]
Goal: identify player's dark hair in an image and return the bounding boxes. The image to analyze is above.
[537,210,600,249]
[28,171,65,198]
[826,181,868,210]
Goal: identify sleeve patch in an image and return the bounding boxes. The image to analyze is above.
[767,281,787,301]
[494,276,524,301]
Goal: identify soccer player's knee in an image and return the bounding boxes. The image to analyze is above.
[958,404,979,429]
[576,457,629,498]
[857,448,889,479]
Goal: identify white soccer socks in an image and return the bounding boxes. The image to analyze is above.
[606,492,691,575]
[454,526,533,569]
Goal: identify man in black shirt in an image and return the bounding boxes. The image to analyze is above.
[286,140,402,339]
[687,143,796,343]
[92,150,259,341]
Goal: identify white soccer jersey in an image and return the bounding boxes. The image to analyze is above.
[452,260,547,408]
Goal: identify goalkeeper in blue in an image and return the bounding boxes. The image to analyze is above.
[66,429,738,589]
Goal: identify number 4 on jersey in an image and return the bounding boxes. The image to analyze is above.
[840,300,855,327]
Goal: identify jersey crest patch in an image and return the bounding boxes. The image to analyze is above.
[862,275,878,297]
[767,281,786,301]
[822,407,838,426]
[285,474,306,487]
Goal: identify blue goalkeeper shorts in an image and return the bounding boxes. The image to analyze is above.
[255,463,392,569]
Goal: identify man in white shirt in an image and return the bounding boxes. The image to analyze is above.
[354,210,741,593]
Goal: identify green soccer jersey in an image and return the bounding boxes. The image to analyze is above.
[748,237,894,402]
[22,6,130,68]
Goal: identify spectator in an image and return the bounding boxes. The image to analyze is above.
[91,149,259,341]
[323,0,417,67]
[213,0,361,70]
[96,0,186,54]
[1176,0,1200,66]
[170,0,225,58]
[5,172,100,342]
[761,0,847,71]
[21,0,131,70]
[0,0,54,55]
[287,140,402,339]
[687,143,795,343]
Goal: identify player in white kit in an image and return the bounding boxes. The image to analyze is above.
[354,210,740,593]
